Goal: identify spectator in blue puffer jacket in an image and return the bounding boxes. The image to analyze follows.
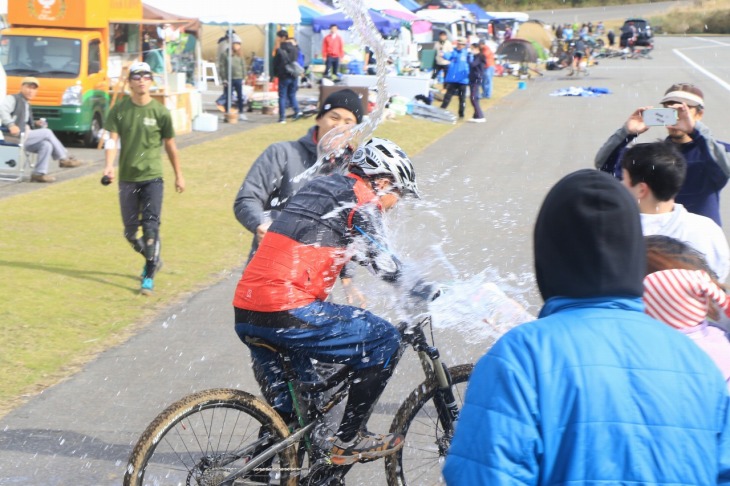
[439,37,471,119]
[444,169,730,485]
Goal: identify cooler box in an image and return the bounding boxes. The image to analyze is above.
[192,113,218,132]
[348,61,364,75]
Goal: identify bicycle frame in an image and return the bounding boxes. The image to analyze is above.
[236,315,462,484]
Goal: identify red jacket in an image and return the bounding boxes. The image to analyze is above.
[481,45,495,68]
[233,173,400,312]
[322,33,344,59]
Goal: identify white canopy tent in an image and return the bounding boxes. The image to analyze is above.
[144,0,301,106]
[364,0,412,15]
[143,0,301,25]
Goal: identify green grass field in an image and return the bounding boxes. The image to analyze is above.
[0,78,514,416]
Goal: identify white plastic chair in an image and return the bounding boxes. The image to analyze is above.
[201,61,220,86]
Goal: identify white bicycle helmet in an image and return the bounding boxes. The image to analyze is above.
[350,138,420,197]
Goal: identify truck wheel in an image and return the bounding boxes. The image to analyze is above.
[83,112,103,148]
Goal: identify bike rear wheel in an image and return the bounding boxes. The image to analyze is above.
[123,388,298,486]
[384,363,474,486]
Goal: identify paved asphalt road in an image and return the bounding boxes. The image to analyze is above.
[2,34,730,484]
[526,1,691,24]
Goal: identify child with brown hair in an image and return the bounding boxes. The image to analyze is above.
[644,235,730,388]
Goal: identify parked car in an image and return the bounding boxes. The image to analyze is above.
[620,18,653,47]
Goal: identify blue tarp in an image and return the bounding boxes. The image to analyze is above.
[399,0,421,11]
[549,87,612,97]
[463,3,493,23]
[312,9,402,36]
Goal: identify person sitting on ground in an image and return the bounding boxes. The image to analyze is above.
[619,141,729,282]
[595,83,730,226]
[443,169,730,484]
[364,46,377,76]
[0,77,81,183]
[233,88,363,262]
[643,235,730,389]
[233,138,438,465]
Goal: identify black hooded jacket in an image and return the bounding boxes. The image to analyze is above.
[274,41,300,79]
[533,169,645,301]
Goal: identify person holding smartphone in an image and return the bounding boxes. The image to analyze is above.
[595,83,730,226]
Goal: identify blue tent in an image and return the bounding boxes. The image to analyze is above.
[312,9,401,36]
[399,0,421,11]
[463,3,493,23]
[298,6,321,26]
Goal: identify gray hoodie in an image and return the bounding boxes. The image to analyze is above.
[233,125,319,256]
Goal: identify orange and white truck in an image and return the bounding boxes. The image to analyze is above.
[0,0,144,146]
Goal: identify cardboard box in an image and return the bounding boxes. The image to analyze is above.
[319,86,369,116]
[167,73,187,93]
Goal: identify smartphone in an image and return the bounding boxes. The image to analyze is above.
[642,108,678,126]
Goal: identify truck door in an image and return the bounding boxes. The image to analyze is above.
[84,38,107,147]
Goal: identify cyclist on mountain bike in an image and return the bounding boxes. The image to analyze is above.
[233,138,437,466]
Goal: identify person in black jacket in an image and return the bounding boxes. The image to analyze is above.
[274,30,303,124]
[467,43,485,123]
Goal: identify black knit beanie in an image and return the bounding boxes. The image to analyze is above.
[317,88,364,123]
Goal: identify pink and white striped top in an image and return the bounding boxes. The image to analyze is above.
[643,269,730,329]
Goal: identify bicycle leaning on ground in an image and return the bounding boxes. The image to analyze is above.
[122,312,474,486]
[622,42,653,60]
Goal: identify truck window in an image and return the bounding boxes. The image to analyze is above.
[0,36,81,78]
[88,40,101,75]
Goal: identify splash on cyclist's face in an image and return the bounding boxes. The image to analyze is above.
[374,178,401,210]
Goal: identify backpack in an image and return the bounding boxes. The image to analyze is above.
[285,60,304,77]
[281,45,304,77]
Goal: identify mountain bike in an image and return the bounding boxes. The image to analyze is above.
[123,314,474,486]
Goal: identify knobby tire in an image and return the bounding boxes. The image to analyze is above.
[384,364,474,486]
[123,388,298,486]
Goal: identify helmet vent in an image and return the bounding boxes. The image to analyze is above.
[375,144,393,158]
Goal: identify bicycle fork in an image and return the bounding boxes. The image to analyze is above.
[419,349,460,433]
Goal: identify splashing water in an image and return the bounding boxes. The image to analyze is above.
[429,271,536,346]
[293,0,393,185]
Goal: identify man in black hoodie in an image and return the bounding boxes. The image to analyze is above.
[445,169,730,484]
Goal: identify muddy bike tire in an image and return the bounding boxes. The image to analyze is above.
[384,364,474,486]
[123,388,298,486]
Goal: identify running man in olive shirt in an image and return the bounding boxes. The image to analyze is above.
[102,61,185,295]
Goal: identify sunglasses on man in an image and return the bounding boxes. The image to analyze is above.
[130,72,153,81]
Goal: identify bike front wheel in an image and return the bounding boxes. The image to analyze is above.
[384,363,474,486]
[123,388,298,486]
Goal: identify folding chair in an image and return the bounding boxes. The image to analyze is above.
[0,133,32,183]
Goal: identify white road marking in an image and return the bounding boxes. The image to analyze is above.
[673,42,730,92]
